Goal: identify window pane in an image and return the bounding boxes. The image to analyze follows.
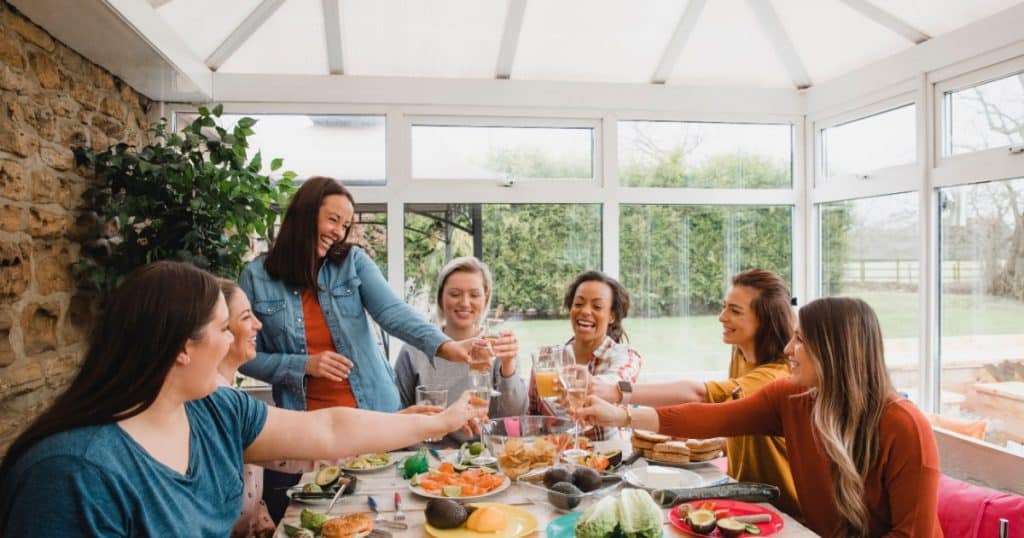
[351,204,387,273]
[821,105,916,178]
[618,121,792,188]
[176,113,386,184]
[946,71,1024,156]
[411,126,594,180]
[404,204,601,357]
[939,177,1024,448]
[819,192,920,399]
[619,205,793,382]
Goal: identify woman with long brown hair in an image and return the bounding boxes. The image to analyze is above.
[589,269,800,517]
[578,297,941,537]
[0,261,484,535]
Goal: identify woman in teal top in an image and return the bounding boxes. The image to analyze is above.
[0,261,484,536]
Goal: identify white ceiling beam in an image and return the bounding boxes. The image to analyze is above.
[321,0,343,75]
[747,0,812,90]
[650,0,707,84]
[205,0,286,71]
[495,0,528,79]
[148,0,174,7]
[839,0,930,44]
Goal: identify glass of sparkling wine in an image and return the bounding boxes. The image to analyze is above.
[416,385,448,443]
[468,372,497,465]
[560,364,590,459]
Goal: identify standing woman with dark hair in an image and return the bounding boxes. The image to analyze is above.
[578,297,941,537]
[528,270,643,441]
[0,261,484,536]
[589,269,801,518]
[239,176,477,414]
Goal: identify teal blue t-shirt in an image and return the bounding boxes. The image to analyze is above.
[0,387,268,536]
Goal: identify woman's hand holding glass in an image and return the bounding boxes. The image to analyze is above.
[588,376,620,403]
[305,351,353,381]
[573,394,629,428]
[433,390,490,441]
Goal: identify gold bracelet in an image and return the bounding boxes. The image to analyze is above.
[622,405,633,429]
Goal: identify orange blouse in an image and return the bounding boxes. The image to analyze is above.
[302,289,358,410]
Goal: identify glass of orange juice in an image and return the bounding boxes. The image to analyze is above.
[533,346,560,400]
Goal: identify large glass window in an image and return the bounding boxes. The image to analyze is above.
[939,177,1024,448]
[619,205,793,381]
[351,204,387,272]
[617,121,792,188]
[411,126,594,180]
[821,105,916,178]
[945,70,1024,156]
[819,192,920,398]
[403,204,601,357]
[176,113,386,184]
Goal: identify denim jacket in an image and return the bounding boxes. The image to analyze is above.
[238,247,450,412]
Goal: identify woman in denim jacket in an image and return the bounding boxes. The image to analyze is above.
[239,176,478,413]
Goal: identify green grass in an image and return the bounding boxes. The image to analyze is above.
[503,290,1024,376]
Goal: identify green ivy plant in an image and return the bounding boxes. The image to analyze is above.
[73,104,296,293]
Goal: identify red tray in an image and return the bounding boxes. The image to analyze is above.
[668,499,784,537]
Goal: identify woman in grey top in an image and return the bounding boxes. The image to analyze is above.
[395,257,528,446]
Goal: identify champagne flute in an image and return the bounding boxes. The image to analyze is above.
[560,364,590,459]
[467,374,497,465]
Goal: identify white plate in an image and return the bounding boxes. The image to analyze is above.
[408,474,512,500]
[623,465,704,490]
[341,454,397,473]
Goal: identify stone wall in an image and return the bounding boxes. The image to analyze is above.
[0,1,150,454]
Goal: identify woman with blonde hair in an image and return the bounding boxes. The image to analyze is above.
[394,256,527,447]
[578,297,940,537]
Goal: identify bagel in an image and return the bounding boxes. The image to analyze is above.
[322,513,374,538]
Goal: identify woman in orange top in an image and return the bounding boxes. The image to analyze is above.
[589,269,800,518]
[579,297,941,538]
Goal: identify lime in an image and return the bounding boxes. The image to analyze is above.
[442,486,463,497]
[469,441,483,456]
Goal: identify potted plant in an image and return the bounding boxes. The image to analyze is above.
[74,104,296,292]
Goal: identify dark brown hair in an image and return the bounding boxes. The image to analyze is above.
[798,297,894,537]
[730,269,794,365]
[562,270,631,343]
[263,176,355,289]
[0,261,220,493]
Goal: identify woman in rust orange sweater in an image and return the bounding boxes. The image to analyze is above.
[578,297,941,538]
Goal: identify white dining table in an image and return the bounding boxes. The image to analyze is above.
[275,444,818,538]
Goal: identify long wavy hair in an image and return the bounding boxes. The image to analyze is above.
[562,270,631,343]
[263,176,355,289]
[799,297,895,537]
[0,262,220,506]
[731,269,794,365]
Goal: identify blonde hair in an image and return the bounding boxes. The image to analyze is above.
[435,257,493,327]
[798,297,895,537]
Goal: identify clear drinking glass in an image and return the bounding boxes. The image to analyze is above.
[533,345,561,401]
[416,385,448,443]
[467,374,497,465]
[560,364,590,459]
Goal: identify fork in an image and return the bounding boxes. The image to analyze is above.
[393,492,406,523]
[367,496,409,530]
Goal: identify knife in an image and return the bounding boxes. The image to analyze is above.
[325,478,349,513]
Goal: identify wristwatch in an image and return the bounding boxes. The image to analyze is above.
[617,380,633,406]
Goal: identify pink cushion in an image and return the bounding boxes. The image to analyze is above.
[937,474,1024,537]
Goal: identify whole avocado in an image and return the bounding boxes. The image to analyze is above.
[548,481,584,510]
[571,467,603,492]
[543,467,572,489]
[425,498,469,529]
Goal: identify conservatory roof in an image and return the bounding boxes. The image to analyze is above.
[10,0,1024,102]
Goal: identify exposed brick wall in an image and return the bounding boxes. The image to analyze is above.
[0,0,150,455]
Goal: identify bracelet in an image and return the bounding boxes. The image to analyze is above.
[622,405,633,429]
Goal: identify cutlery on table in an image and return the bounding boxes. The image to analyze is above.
[367,495,409,530]
[393,492,406,523]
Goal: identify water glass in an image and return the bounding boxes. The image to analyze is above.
[416,385,448,442]
[533,346,560,400]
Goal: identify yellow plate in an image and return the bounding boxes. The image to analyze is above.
[424,502,539,538]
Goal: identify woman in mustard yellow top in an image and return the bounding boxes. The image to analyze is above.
[590,269,800,518]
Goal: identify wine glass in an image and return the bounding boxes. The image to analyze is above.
[560,364,590,459]
[415,385,448,443]
[467,374,497,465]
